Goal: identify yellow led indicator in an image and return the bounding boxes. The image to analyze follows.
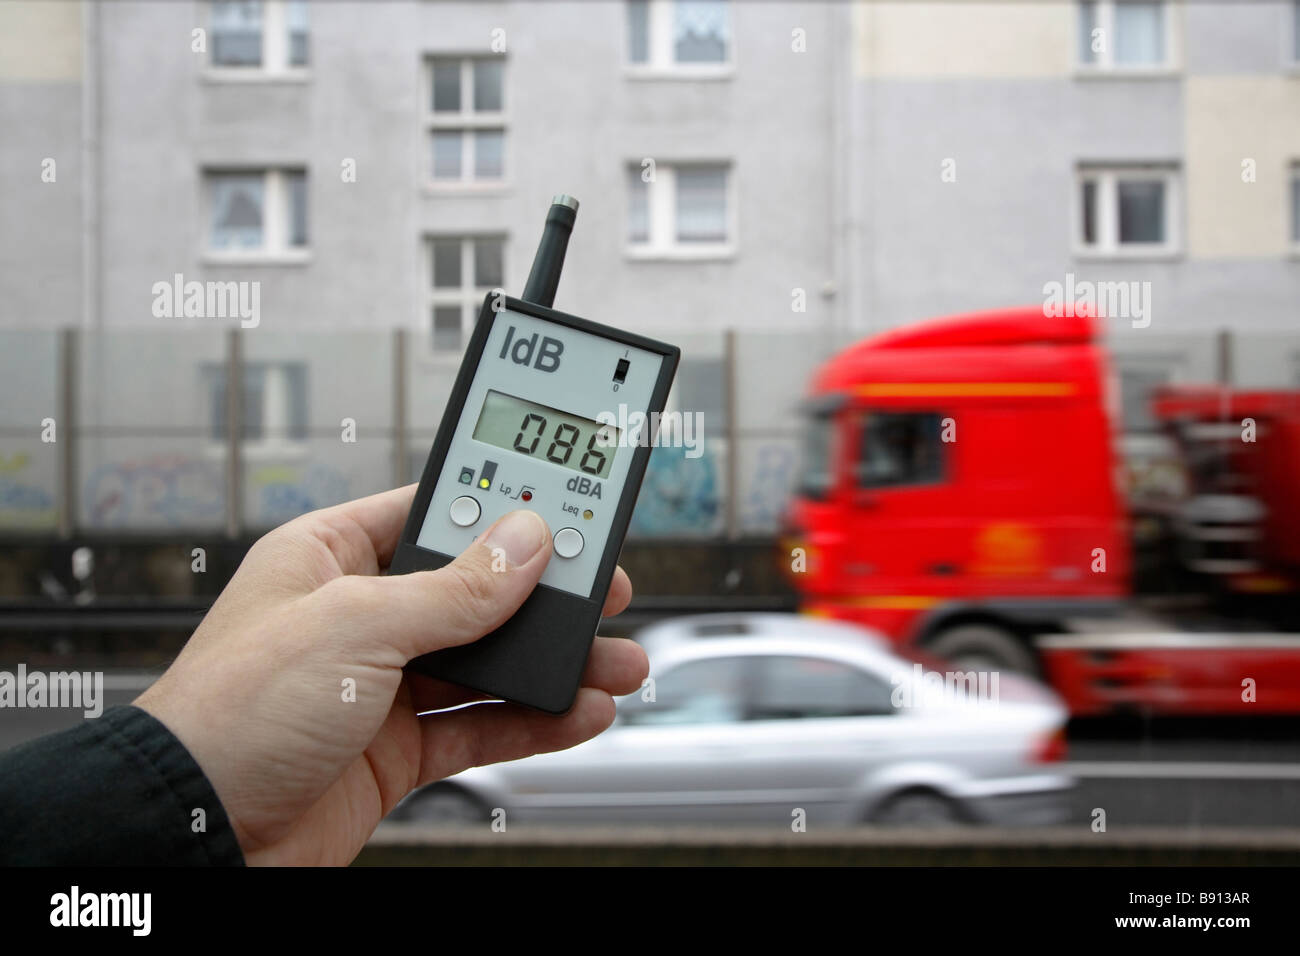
[479,478,490,489]
[583,509,593,520]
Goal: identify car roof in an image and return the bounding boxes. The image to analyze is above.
[635,612,886,645]
[647,631,907,679]
[632,615,1065,716]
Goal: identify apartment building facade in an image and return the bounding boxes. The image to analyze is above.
[843,0,1300,425]
[1,1,1296,539]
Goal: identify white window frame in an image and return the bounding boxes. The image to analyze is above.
[625,0,735,79]
[426,234,508,354]
[626,161,736,260]
[203,167,310,263]
[423,56,509,190]
[1074,0,1179,76]
[205,0,310,82]
[1074,163,1181,259]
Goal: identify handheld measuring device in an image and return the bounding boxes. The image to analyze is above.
[390,196,680,714]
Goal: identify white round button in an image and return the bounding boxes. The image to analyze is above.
[449,495,481,527]
[554,527,584,559]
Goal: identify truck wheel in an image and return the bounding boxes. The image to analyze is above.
[926,624,1039,676]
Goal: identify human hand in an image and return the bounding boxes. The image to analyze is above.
[134,484,647,865]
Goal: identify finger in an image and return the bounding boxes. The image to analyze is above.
[415,687,616,786]
[314,509,552,662]
[601,566,632,618]
[579,637,648,698]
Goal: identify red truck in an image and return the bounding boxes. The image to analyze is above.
[783,305,1300,715]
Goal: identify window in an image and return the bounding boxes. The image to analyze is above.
[426,57,506,185]
[626,161,732,256]
[286,0,309,66]
[428,235,506,352]
[1076,164,1179,256]
[676,167,727,241]
[855,412,945,489]
[750,656,895,720]
[627,0,731,71]
[628,166,650,243]
[797,411,837,500]
[206,168,308,257]
[210,0,309,73]
[1076,1,1172,71]
[619,657,748,726]
[204,362,309,445]
[211,1,261,66]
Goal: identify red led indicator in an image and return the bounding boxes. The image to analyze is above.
[521,490,532,501]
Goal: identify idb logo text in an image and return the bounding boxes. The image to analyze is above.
[499,326,563,372]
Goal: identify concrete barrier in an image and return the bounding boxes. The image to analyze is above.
[357,824,1300,866]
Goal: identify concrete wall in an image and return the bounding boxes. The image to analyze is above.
[0,1,84,329]
[82,1,838,339]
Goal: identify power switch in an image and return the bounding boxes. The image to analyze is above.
[613,359,630,384]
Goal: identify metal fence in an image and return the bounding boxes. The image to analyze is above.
[1,326,1296,539]
[0,327,816,539]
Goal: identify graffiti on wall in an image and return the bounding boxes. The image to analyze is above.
[629,447,720,536]
[83,456,225,527]
[79,457,353,528]
[739,441,798,533]
[251,463,350,525]
[0,451,57,529]
[626,440,800,536]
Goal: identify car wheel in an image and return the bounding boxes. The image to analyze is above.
[398,786,490,825]
[926,624,1039,676]
[871,790,966,827]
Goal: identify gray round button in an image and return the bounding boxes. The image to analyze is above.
[554,527,584,558]
[449,495,481,527]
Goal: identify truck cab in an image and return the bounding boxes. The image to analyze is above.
[785,306,1130,673]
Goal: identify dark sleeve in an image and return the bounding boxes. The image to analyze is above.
[0,705,245,866]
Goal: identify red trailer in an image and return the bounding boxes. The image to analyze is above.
[784,306,1300,715]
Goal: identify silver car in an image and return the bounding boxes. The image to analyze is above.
[633,612,890,659]
[395,619,1073,827]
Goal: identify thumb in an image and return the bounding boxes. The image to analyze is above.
[327,509,553,662]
